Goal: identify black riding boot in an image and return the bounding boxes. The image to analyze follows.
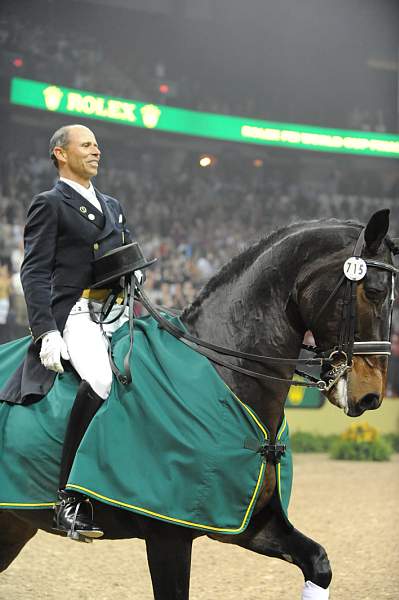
[54,380,105,540]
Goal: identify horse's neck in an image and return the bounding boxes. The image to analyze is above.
[182,239,305,436]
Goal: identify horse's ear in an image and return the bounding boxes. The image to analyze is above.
[364,209,390,254]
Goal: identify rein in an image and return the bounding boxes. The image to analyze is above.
[136,285,326,389]
[135,227,397,392]
[95,226,397,393]
[89,273,136,385]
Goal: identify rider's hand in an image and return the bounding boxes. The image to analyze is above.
[134,269,145,285]
[39,331,70,373]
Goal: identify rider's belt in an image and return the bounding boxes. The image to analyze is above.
[82,288,124,304]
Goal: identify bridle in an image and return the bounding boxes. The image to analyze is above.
[299,228,398,392]
[111,227,398,393]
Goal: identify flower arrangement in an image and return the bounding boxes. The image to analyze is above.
[330,422,393,461]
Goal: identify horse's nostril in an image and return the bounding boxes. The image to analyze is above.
[359,393,380,411]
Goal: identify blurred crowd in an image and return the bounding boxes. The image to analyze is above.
[1,153,399,393]
[1,148,398,344]
[1,1,395,131]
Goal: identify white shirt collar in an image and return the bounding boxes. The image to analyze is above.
[59,177,102,212]
[60,177,95,198]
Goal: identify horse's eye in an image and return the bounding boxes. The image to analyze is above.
[364,286,386,302]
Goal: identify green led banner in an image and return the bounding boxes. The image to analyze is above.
[10,77,399,158]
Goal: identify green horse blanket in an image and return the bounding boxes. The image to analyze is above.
[0,315,292,534]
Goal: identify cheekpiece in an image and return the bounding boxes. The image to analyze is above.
[91,242,157,288]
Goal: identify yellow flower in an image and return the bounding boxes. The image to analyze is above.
[340,422,379,443]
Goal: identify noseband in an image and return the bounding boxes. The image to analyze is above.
[134,226,397,393]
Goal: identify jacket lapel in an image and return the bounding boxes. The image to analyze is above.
[93,188,117,241]
[56,181,105,230]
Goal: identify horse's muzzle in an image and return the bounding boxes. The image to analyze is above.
[346,393,381,417]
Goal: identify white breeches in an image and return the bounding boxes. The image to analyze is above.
[63,298,126,399]
[0,298,10,325]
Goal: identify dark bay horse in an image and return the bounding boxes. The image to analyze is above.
[0,210,397,599]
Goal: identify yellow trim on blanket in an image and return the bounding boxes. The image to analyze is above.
[66,393,283,533]
[227,387,287,507]
[226,386,269,439]
[276,415,287,500]
[1,390,288,529]
[67,460,266,534]
[277,415,287,440]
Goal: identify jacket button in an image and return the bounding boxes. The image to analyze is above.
[93,243,99,250]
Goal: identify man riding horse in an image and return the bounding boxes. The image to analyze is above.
[0,124,153,540]
[0,204,397,599]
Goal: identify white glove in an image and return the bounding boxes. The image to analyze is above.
[134,269,145,285]
[39,331,70,373]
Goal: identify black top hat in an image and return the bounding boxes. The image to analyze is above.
[91,242,157,288]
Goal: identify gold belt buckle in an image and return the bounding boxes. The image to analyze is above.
[82,288,124,304]
[82,288,109,302]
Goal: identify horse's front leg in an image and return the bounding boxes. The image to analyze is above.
[143,520,193,600]
[225,500,331,599]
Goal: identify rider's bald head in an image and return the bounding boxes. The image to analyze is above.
[49,124,93,169]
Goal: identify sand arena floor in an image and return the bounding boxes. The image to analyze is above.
[1,453,398,600]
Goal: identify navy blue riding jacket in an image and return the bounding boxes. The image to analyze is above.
[0,180,132,404]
